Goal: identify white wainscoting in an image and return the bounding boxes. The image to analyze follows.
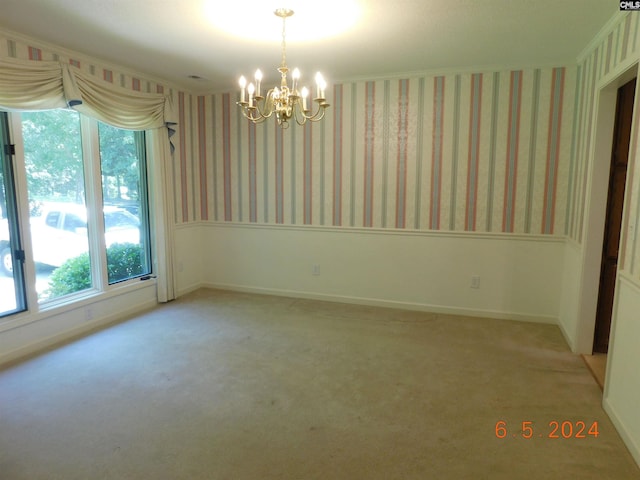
[174,223,206,295]
[558,240,585,352]
[0,282,157,366]
[196,223,565,323]
[604,273,640,467]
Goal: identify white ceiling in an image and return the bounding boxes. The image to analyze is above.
[0,0,618,93]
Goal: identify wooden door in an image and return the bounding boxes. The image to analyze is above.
[593,78,636,353]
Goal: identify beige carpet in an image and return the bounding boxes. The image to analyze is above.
[0,288,638,479]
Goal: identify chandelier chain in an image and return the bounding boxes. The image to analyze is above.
[281,14,287,70]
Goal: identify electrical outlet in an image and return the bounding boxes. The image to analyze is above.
[471,275,480,289]
[85,307,93,321]
[312,264,320,276]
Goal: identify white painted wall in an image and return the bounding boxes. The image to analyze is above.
[199,223,564,322]
[604,275,640,466]
[558,240,583,351]
[0,282,157,365]
[174,224,205,295]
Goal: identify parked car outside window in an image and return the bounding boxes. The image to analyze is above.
[0,202,140,276]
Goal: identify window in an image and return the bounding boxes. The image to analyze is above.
[0,112,26,317]
[98,123,151,284]
[21,109,89,301]
[0,109,152,313]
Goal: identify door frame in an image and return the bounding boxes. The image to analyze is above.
[574,62,638,354]
[593,77,635,353]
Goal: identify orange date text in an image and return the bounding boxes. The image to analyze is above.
[495,420,599,439]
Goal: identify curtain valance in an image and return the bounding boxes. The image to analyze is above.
[0,56,176,131]
[0,55,177,301]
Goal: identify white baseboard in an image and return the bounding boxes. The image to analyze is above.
[557,318,576,352]
[603,398,640,468]
[200,282,558,324]
[176,282,206,298]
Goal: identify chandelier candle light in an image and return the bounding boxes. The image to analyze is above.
[237,8,329,128]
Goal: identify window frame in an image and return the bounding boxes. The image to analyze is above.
[1,109,154,318]
[0,111,27,317]
[97,122,152,286]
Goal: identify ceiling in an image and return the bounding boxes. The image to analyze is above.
[0,0,618,93]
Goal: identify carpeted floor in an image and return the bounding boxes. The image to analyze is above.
[1,288,639,479]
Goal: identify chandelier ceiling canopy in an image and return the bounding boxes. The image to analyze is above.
[205,0,361,43]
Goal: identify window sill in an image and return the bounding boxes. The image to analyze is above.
[0,276,157,334]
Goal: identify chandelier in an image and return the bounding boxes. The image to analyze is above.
[237,8,330,128]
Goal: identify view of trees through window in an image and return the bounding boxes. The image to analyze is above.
[22,110,89,301]
[0,109,151,311]
[98,122,151,285]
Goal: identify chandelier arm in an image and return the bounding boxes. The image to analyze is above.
[304,102,328,121]
[252,108,274,121]
[241,106,270,123]
[293,105,308,126]
[245,114,265,124]
[292,101,329,125]
[306,108,326,122]
[240,109,254,121]
[240,108,256,121]
[243,90,277,121]
[252,101,271,118]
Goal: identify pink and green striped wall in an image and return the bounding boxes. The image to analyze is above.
[565,14,640,276]
[178,67,574,235]
[5,11,640,280]
[0,35,170,96]
[569,12,640,276]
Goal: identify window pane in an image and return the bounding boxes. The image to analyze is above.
[98,124,151,284]
[21,110,91,301]
[0,112,27,317]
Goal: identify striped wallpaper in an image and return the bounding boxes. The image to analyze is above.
[568,12,640,278]
[6,13,640,281]
[178,67,574,235]
[0,32,171,96]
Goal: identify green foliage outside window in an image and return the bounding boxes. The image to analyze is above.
[46,243,145,299]
[105,242,146,284]
[45,252,91,298]
[21,112,142,205]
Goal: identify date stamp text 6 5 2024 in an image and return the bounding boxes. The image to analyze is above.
[495,421,599,439]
